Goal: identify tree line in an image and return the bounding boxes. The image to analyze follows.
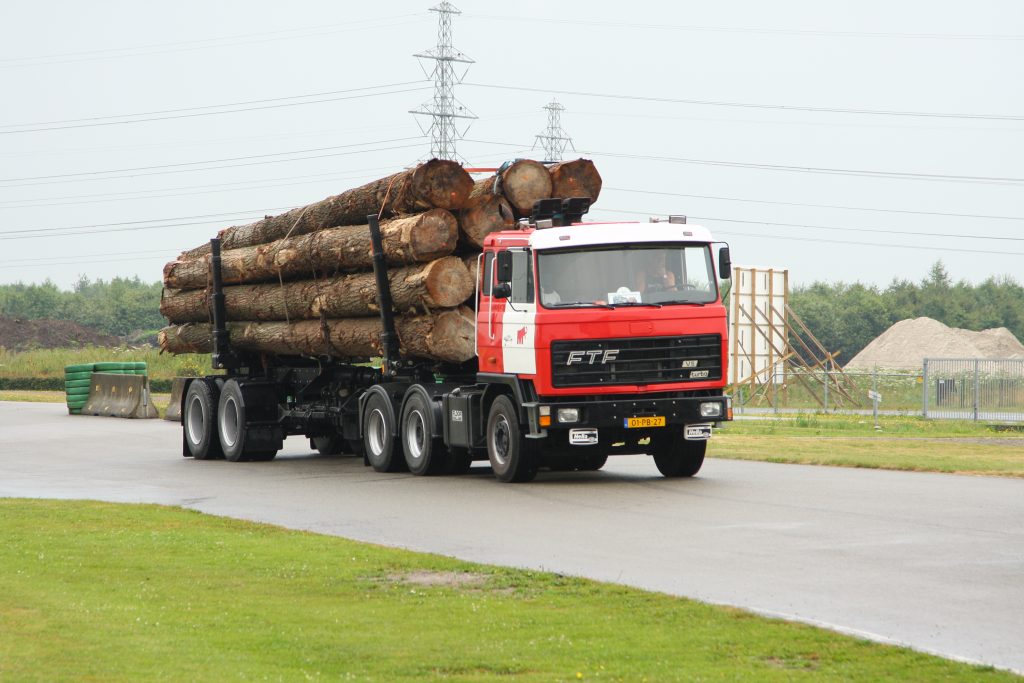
[789,262,1024,365]
[0,277,164,339]
[1,262,1021,358]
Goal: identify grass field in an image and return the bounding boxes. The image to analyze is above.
[0,346,211,381]
[0,500,1016,682]
[710,414,1024,477]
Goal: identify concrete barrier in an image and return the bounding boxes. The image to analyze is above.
[81,373,159,419]
[163,377,188,422]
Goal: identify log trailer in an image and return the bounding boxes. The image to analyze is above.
[179,198,733,482]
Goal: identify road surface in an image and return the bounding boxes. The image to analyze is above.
[1,401,1021,673]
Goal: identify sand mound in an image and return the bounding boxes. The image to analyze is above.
[845,317,1024,370]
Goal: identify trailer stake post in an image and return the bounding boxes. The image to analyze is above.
[367,214,400,377]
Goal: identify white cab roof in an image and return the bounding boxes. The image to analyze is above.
[529,221,715,251]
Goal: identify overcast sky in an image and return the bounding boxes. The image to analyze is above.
[1,0,1021,290]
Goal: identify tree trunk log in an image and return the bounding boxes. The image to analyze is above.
[495,159,553,215]
[163,209,458,289]
[458,190,514,248]
[160,257,473,323]
[549,158,602,202]
[178,160,473,259]
[158,307,476,363]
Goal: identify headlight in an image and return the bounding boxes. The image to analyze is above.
[699,402,722,418]
[557,408,580,423]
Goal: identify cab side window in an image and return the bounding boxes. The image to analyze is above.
[511,250,534,304]
[481,252,495,296]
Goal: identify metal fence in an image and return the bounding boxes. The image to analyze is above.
[923,358,1024,422]
[731,359,1024,423]
[732,369,924,415]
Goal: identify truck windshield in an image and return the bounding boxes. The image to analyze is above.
[537,244,717,308]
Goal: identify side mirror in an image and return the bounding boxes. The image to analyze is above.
[495,250,513,283]
[492,282,512,299]
[718,246,732,280]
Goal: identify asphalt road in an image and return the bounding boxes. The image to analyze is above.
[2,401,1022,673]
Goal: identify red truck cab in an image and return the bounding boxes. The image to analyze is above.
[465,213,733,480]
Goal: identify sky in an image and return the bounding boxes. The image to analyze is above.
[0,0,1021,290]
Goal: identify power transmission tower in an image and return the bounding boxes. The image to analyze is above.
[410,2,476,161]
[533,99,575,163]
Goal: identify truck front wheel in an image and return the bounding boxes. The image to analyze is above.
[652,435,706,478]
[183,380,222,460]
[486,396,537,483]
[363,392,404,472]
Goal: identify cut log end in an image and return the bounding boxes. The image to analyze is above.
[501,159,553,215]
[549,158,603,202]
[414,159,475,210]
[409,208,460,260]
[422,257,474,308]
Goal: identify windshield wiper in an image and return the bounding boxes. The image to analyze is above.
[656,299,708,306]
[546,301,615,309]
[609,302,662,308]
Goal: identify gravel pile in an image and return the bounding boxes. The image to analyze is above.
[845,317,1024,370]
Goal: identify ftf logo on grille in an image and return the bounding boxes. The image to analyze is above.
[566,349,620,365]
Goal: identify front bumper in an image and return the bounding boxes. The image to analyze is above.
[523,394,731,437]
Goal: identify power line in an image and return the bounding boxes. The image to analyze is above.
[0,140,425,188]
[0,14,426,68]
[605,186,1024,221]
[465,138,1024,185]
[462,14,1024,41]
[0,207,294,237]
[0,81,426,129]
[0,215,284,241]
[0,85,431,135]
[595,208,1024,255]
[462,83,1024,122]
[0,148,526,210]
[0,137,424,183]
[0,248,179,266]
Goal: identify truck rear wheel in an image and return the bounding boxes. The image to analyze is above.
[652,436,706,478]
[183,380,223,460]
[218,380,279,462]
[486,395,537,483]
[363,391,404,472]
[401,390,444,475]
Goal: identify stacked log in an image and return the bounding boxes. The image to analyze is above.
[159,308,475,363]
[159,158,602,364]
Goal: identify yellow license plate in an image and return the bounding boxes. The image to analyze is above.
[624,416,666,429]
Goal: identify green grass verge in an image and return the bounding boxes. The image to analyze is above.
[712,414,1024,477]
[0,346,212,382]
[0,500,1015,682]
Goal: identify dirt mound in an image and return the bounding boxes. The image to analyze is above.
[846,317,1024,370]
[0,316,121,351]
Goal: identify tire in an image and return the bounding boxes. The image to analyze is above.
[65,387,91,396]
[486,395,537,483]
[652,434,706,478]
[362,391,403,472]
[94,362,128,372]
[64,363,94,374]
[183,380,223,460]
[217,379,278,462]
[65,379,92,389]
[401,390,445,476]
[66,400,88,409]
[312,434,346,456]
[64,371,93,382]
